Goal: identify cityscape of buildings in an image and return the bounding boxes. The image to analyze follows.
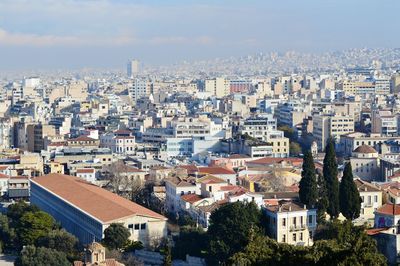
[1,1,400,265]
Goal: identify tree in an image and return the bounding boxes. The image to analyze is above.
[104,161,144,199]
[314,220,386,266]
[36,229,79,261]
[7,202,39,227]
[18,211,55,246]
[207,201,262,264]
[290,142,302,156]
[173,227,208,259]
[15,245,70,266]
[230,221,386,266]
[339,163,361,220]
[103,223,130,250]
[299,150,318,208]
[163,245,172,266]
[316,173,329,223]
[323,138,340,218]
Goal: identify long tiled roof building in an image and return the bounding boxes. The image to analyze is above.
[31,173,167,246]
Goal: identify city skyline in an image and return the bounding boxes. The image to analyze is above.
[0,0,399,70]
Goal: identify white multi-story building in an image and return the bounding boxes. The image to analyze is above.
[372,110,398,137]
[129,78,151,102]
[313,114,354,150]
[127,59,139,78]
[100,132,136,154]
[205,77,230,98]
[264,202,317,246]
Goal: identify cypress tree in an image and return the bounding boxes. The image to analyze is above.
[339,163,361,220]
[323,137,340,218]
[299,150,317,208]
[316,173,329,223]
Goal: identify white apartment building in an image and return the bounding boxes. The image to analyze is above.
[238,115,277,140]
[127,59,139,78]
[143,117,229,158]
[205,77,230,98]
[313,114,354,150]
[372,110,398,137]
[264,202,317,246]
[354,179,382,223]
[129,78,151,102]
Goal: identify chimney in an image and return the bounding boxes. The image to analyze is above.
[304,204,307,210]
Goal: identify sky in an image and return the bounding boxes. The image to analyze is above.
[0,0,399,70]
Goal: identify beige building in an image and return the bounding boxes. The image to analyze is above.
[264,202,317,246]
[205,77,230,98]
[354,179,382,224]
[31,173,168,247]
[313,114,354,150]
[350,145,380,182]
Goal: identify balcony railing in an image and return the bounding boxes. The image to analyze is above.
[289,224,307,231]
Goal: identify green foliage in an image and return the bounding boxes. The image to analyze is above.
[36,229,79,260]
[339,163,361,220]
[299,150,318,208]
[289,141,302,156]
[230,220,386,266]
[323,137,340,218]
[124,240,144,252]
[278,125,297,141]
[207,201,262,263]
[7,201,39,227]
[173,227,208,259]
[15,245,70,266]
[18,211,56,246]
[163,245,172,266]
[103,223,131,250]
[177,213,197,228]
[316,173,329,223]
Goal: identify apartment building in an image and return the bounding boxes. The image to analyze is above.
[313,114,354,150]
[264,201,317,246]
[354,179,382,223]
[204,77,230,98]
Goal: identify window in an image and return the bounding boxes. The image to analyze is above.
[300,232,303,241]
[374,195,378,203]
[293,233,296,242]
[128,224,133,229]
[308,215,313,224]
[209,186,212,192]
[134,224,140,230]
[293,217,297,226]
[282,234,286,242]
[282,218,286,227]
[140,223,146,230]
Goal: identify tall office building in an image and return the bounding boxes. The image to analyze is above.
[127,59,140,78]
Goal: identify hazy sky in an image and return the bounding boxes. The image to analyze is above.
[0,0,398,70]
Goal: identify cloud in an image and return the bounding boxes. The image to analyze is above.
[0,27,214,48]
[0,28,80,46]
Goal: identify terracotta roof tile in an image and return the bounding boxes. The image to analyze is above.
[198,166,235,175]
[376,203,400,216]
[31,173,166,223]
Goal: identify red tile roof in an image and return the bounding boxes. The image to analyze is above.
[247,157,303,166]
[68,136,97,142]
[0,166,10,171]
[198,166,235,175]
[376,203,400,216]
[181,194,203,204]
[76,168,95,174]
[31,173,166,223]
[366,227,390,236]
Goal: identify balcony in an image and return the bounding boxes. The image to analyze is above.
[289,224,307,231]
